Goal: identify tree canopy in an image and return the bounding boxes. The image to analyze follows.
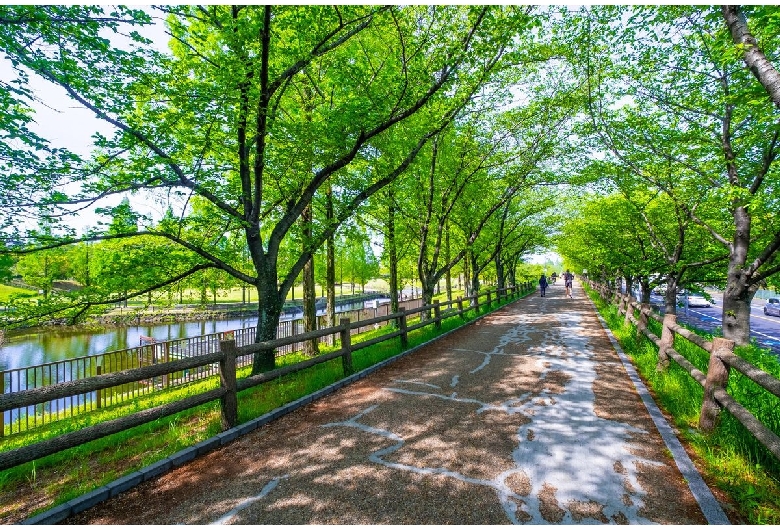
[3,4,780,353]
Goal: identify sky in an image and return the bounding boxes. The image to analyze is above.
[15,7,171,234]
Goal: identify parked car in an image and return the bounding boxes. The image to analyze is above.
[764,298,780,316]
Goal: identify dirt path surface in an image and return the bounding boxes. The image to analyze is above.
[63,283,728,524]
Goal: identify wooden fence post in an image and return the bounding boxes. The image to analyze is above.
[434,304,441,330]
[398,307,408,349]
[496,288,502,304]
[474,293,480,313]
[699,337,735,432]
[657,313,677,371]
[339,318,353,375]
[637,303,650,341]
[486,291,492,308]
[624,296,634,325]
[457,297,464,318]
[218,339,238,431]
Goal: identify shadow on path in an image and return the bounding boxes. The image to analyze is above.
[62,282,728,525]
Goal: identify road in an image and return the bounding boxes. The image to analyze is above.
[643,292,780,356]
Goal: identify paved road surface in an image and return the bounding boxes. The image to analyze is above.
[62,282,732,525]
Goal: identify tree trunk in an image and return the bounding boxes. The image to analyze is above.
[507,261,516,288]
[469,252,480,304]
[624,275,633,298]
[664,277,679,316]
[639,276,651,305]
[722,205,754,346]
[422,284,435,320]
[495,254,505,292]
[444,221,452,301]
[302,204,319,356]
[252,278,282,374]
[722,5,780,107]
[463,250,472,298]
[326,187,336,342]
[387,189,399,316]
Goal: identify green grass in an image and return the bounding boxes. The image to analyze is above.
[584,284,780,524]
[0,284,36,303]
[0,288,530,522]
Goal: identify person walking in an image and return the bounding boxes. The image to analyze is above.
[539,273,549,297]
[564,270,574,298]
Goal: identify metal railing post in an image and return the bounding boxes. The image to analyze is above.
[96,366,102,410]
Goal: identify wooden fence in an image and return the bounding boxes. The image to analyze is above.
[0,297,427,437]
[588,280,780,463]
[0,284,532,471]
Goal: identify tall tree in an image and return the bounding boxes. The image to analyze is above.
[2,6,533,373]
[580,5,780,345]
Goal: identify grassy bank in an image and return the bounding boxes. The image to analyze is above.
[0,291,526,523]
[0,284,36,303]
[584,284,780,524]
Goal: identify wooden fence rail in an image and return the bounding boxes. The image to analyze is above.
[0,288,514,437]
[0,283,532,471]
[588,280,780,463]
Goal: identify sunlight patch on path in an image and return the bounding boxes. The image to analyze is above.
[322,310,659,524]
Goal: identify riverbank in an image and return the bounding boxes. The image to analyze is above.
[91,304,260,326]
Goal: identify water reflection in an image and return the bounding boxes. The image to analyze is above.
[0,315,259,372]
[0,297,390,372]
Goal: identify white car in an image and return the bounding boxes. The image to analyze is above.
[764,298,780,317]
[677,293,711,307]
[684,294,711,308]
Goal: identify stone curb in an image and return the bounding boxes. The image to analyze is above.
[22,295,527,524]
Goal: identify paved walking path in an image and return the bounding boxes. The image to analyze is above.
[62,282,731,524]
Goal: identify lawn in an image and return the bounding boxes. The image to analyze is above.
[0,284,36,303]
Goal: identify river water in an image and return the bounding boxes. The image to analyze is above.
[0,297,391,372]
[0,315,261,372]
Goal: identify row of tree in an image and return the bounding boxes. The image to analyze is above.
[1,6,567,372]
[13,5,777,364]
[557,6,780,347]
[4,202,381,306]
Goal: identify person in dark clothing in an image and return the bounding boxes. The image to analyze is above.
[539,274,549,297]
[564,270,574,298]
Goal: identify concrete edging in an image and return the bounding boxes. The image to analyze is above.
[22,294,528,525]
